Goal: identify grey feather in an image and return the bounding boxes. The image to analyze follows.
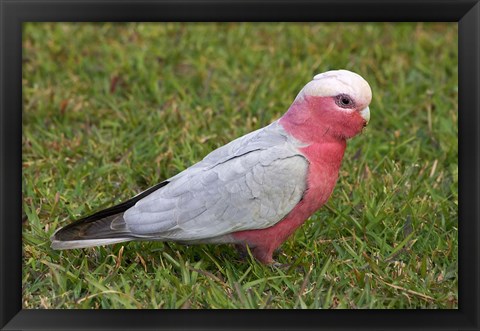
[122,121,309,242]
[51,238,134,250]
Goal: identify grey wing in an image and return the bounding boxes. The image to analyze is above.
[183,121,302,171]
[123,122,309,242]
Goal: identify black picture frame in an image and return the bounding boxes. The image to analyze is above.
[1,0,479,330]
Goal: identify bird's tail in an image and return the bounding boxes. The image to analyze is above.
[50,181,170,250]
[50,212,134,250]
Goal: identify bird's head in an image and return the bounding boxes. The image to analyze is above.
[281,70,372,141]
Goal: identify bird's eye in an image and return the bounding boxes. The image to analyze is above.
[335,94,355,109]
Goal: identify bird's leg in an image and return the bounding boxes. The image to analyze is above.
[235,243,295,267]
[251,246,275,265]
[258,247,300,269]
[234,244,249,260]
[234,243,275,265]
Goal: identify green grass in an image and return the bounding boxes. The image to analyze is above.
[22,22,458,309]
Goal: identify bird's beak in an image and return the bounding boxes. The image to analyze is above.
[359,106,370,125]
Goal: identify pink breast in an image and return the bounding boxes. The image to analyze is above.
[231,140,346,258]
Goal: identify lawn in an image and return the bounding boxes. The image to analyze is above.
[22,22,458,309]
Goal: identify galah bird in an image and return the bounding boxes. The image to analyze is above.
[51,69,372,264]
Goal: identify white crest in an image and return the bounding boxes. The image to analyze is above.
[295,70,372,109]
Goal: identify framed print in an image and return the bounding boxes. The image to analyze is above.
[1,0,479,330]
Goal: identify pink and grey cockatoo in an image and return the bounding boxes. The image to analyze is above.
[51,69,372,264]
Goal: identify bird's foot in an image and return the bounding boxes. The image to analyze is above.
[234,244,249,261]
[270,261,292,269]
[234,244,276,265]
